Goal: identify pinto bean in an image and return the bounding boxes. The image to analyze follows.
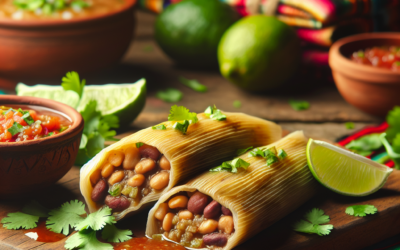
[123,147,141,170]
[105,195,130,212]
[188,192,210,215]
[179,210,194,220]
[159,156,171,170]
[198,219,218,234]
[168,195,188,209]
[221,206,232,216]
[155,203,169,221]
[218,216,234,234]
[203,233,228,246]
[139,144,160,160]
[135,159,156,174]
[91,179,108,202]
[108,171,125,185]
[163,213,175,231]
[108,150,125,167]
[204,200,221,219]
[149,171,170,190]
[90,169,102,186]
[128,174,145,187]
[101,163,114,178]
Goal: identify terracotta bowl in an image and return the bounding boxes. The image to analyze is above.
[0,0,136,85]
[0,95,83,198]
[329,33,400,117]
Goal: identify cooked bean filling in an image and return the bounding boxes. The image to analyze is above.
[90,143,171,212]
[154,191,234,248]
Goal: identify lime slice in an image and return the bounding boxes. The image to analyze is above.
[307,139,393,196]
[16,79,146,126]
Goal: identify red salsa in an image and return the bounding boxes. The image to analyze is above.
[0,105,71,142]
[24,221,66,243]
[113,237,187,250]
[351,46,400,71]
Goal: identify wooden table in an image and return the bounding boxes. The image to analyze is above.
[0,9,392,250]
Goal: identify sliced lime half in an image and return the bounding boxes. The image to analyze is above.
[307,139,393,196]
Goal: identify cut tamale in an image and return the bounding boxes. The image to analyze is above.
[80,112,282,220]
[146,131,318,250]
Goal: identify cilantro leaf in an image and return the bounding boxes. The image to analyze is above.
[75,206,115,231]
[346,134,382,152]
[210,158,250,173]
[136,142,144,148]
[168,105,198,124]
[173,120,190,134]
[248,148,265,158]
[1,212,39,229]
[62,71,86,98]
[236,146,253,156]
[345,122,355,129]
[204,105,226,121]
[46,200,86,235]
[179,77,207,93]
[156,88,183,103]
[7,122,24,136]
[266,155,279,165]
[65,230,113,250]
[101,224,132,243]
[293,208,333,236]
[380,133,400,169]
[19,109,34,125]
[386,106,400,141]
[22,200,50,217]
[289,99,310,111]
[345,205,377,217]
[278,149,287,159]
[233,100,241,108]
[152,124,166,130]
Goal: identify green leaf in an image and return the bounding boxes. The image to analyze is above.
[65,230,113,250]
[236,146,253,156]
[86,133,105,158]
[289,100,310,111]
[346,134,382,152]
[75,206,115,231]
[210,109,226,121]
[293,208,333,236]
[7,122,24,136]
[46,200,86,235]
[22,200,50,217]
[278,149,287,159]
[101,224,132,243]
[210,158,250,173]
[173,120,190,134]
[1,212,39,230]
[61,71,86,98]
[152,124,166,130]
[156,88,183,103]
[345,205,377,217]
[345,122,355,129]
[386,106,400,141]
[204,105,214,116]
[168,105,198,124]
[136,142,144,148]
[380,133,400,169]
[266,155,279,166]
[19,109,35,125]
[248,148,265,158]
[179,77,207,93]
[233,100,241,108]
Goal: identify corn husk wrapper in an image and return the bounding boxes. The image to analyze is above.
[146,131,318,250]
[80,112,282,220]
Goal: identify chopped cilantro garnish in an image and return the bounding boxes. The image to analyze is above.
[249,147,286,166]
[168,105,198,124]
[233,100,241,108]
[62,71,86,98]
[345,205,377,217]
[293,208,333,236]
[345,122,355,129]
[152,124,166,130]
[71,0,89,9]
[236,146,253,156]
[210,158,250,173]
[101,224,133,243]
[289,99,310,111]
[179,77,207,93]
[173,120,190,134]
[156,88,183,103]
[266,155,279,165]
[7,122,24,136]
[278,149,287,159]
[1,212,39,230]
[136,142,144,148]
[109,184,121,197]
[46,200,86,235]
[248,148,266,158]
[75,206,115,231]
[18,108,35,125]
[204,105,226,121]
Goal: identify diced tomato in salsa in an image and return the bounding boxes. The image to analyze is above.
[0,106,71,142]
[351,46,400,71]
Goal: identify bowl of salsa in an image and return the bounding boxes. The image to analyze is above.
[0,0,136,86]
[0,95,83,197]
[329,32,400,117]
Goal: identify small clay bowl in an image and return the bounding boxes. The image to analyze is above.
[329,33,400,117]
[0,95,83,198]
[0,0,136,85]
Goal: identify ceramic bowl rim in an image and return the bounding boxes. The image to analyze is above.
[0,95,83,149]
[329,32,400,77]
[0,0,136,28]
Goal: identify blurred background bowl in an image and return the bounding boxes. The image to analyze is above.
[329,33,400,117]
[0,0,136,87]
[0,95,83,198]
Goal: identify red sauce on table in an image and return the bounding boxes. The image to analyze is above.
[24,221,66,243]
[113,237,186,250]
[351,46,400,71]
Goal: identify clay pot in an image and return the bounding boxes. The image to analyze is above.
[329,33,400,117]
[0,0,136,85]
[0,95,84,197]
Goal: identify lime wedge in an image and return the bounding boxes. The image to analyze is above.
[16,79,146,126]
[307,139,393,196]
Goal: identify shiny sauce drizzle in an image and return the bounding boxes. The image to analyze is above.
[24,221,66,242]
[113,237,186,250]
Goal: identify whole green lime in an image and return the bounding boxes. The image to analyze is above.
[155,0,239,66]
[218,15,300,91]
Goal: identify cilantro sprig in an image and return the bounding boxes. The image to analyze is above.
[248,146,287,166]
[345,205,377,217]
[293,208,333,236]
[168,105,198,135]
[210,158,250,173]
